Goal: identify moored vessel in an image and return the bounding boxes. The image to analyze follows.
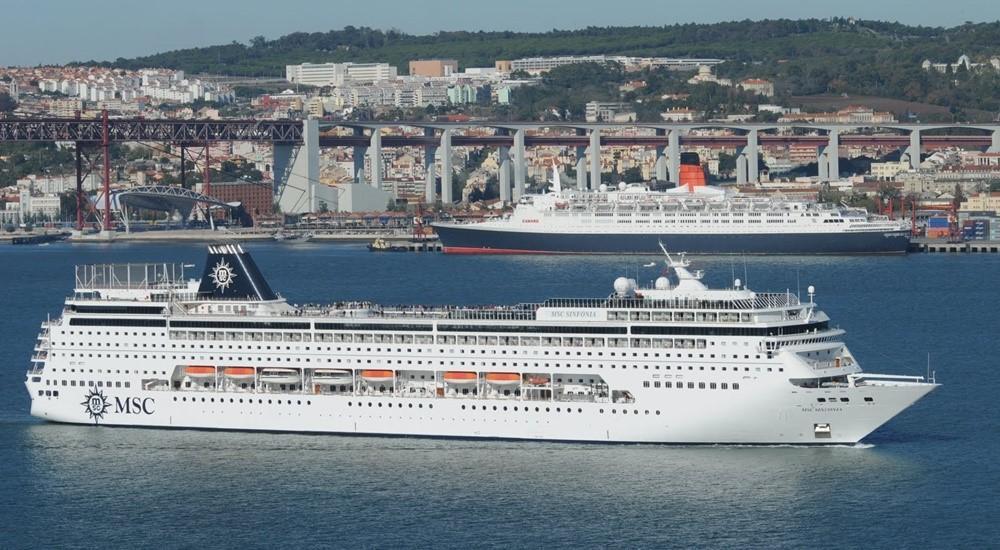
[433,169,911,255]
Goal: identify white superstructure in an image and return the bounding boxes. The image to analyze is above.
[434,177,913,254]
[485,182,906,237]
[25,244,936,444]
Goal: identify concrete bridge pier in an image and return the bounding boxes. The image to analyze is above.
[668,129,681,183]
[575,128,587,190]
[513,128,526,200]
[369,128,383,191]
[440,129,453,204]
[589,129,601,190]
[907,129,922,170]
[497,128,512,203]
[352,127,367,184]
[818,149,830,181]
[273,118,319,214]
[819,130,839,182]
[424,127,437,204]
[736,129,759,185]
[654,128,668,181]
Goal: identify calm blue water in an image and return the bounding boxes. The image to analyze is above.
[0,242,997,549]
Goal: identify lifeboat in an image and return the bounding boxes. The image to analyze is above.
[443,371,478,385]
[260,368,301,384]
[223,367,255,380]
[360,370,394,383]
[185,365,216,378]
[526,375,550,386]
[312,369,353,385]
[485,372,520,386]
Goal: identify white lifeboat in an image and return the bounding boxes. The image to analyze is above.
[312,369,353,385]
[259,368,301,384]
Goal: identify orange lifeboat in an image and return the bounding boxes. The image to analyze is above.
[526,375,550,386]
[185,365,216,378]
[485,372,520,386]
[360,370,394,383]
[223,367,255,379]
[443,371,478,384]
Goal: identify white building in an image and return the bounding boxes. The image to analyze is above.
[285,62,398,87]
[19,192,62,220]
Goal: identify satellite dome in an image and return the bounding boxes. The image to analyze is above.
[734,278,742,288]
[655,276,670,290]
[613,277,631,295]
[618,182,627,191]
[599,184,608,192]
[808,285,815,294]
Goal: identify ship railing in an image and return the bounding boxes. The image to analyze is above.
[541,294,799,311]
[75,262,189,291]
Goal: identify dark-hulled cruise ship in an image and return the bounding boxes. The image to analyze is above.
[433,172,911,255]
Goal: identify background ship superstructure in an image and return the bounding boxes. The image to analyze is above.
[434,174,911,254]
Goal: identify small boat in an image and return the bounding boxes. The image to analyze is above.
[367,238,408,252]
[223,367,255,379]
[485,372,520,386]
[185,365,216,378]
[643,262,657,267]
[526,375,550,386]
[273,231,313,243]
[260,368,301,384]
[360,370,394,383]
[312,369,353,385]
[443,371,478,385]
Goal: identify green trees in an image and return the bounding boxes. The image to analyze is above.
[0,92,16,113]
[93,20,1000,117]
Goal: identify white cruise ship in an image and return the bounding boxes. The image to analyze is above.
[25,244,937,444]
[433,174,911,255]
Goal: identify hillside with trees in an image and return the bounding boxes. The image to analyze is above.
[90,19,1000,118]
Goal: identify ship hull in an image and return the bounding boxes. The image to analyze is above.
[26,380,935,445]
[434,224,911,255]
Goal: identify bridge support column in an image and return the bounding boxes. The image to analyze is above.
[499,145,512,203]
[737,129,759,184]
[654,128,668,181]
[424,127,437,204]
[990,129,1000,153]
[273,118,319,214]
[589,129,601,190]
[352,127,367,184]
[369,128,383,191]
[575,128,587,190]
[440,129,453,204]
[101,110,111,231]
[819,129,839,182]
[668,129,681,183]
[907,129,922,170]
[75,143,84,231]
[818,148,830,181]
[513,129,526,200]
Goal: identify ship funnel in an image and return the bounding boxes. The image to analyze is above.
[198,244,277,301]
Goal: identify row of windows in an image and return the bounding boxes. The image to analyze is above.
[643,380,741,390]
[69,318,166,327]
[817,397,874,403]
[48,379,131,388]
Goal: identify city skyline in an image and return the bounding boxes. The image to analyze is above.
[1,0,998,67]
